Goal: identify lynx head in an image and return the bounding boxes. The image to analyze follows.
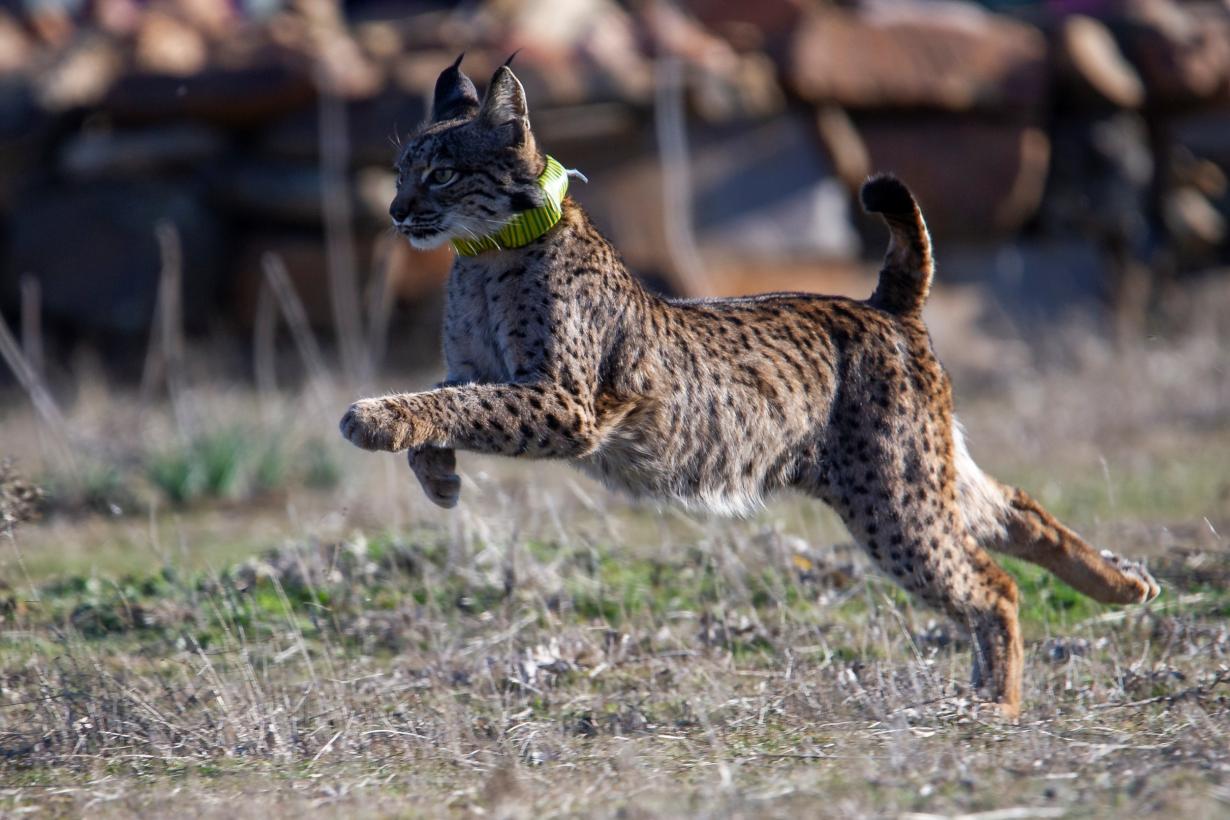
[389,55,546,249]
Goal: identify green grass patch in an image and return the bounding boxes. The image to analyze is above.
[146,430,260,504]
[999,555,1107,633]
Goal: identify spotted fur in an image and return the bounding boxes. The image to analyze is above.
[342,59,1160,719]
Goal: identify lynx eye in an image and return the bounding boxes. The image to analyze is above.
[427,168,458,187]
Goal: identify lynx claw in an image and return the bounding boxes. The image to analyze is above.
[1100,550,1161,603]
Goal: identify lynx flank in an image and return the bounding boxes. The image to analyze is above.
[340,56,1160,718]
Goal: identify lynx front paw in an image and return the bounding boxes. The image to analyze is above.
[340,398,433,452]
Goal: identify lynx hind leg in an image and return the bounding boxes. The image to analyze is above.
[989,484,1159,604]
[875,526,1022,718]
[822,476,1024,718]
[408,446,461,509]
[960,547,1023,718]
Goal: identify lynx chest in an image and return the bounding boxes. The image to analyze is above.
[442,254,555,384]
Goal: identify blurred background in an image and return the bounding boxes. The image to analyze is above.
[0,0,1227,520]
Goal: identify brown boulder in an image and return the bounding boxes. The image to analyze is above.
[230,233,369,329]
[1113,0,1230,109]
[103,62,314,127]
[229,232,451,328]
[4,181,223,335]
[789,1,1048,115]
[849,115,1051,238]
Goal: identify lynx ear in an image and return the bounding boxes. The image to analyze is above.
[480,65,529,137]
[431,53,480,122]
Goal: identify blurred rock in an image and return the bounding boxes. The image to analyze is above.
[213,159,389,228]
[229,232,372,328]
[229,226,450,333]
[0,0,1218,347]
[690,51,786,121]
[214,161,323,226]
[0,82,48,210]
[314,28,385,99]
[573,113,858,290]
[852,115,1051,237]
[1055,14,1146,109]
[171,0,235,40]
[685,0,804,57]
[1173,110,1230,171]
[103,63,314,126]
[691,114,858,259]
[384,238,453,305]
[788,1,1048,114]
[528,101,642,159]
[4,182,223,335]
[502,0,652,104]
[135,10,208,76]
[815,105,871,190]
[33,35,123,111]
[1163,185,1226,248]
[25,0,73,49]
[94,0,143,37]
[1172,145,1227,200]
[1040,112,1164,330]
[257,88,428,166]
[1042,113,1153,241]
[1113,0,1230,108]
[355,166,395,222]
[354,20,403,62]
[0,11,33,75]
[939,239,1110,323]
[60,125,224,179]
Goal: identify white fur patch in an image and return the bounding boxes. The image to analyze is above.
[952,418,1009,541]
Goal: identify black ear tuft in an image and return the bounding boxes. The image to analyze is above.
[503,49,522,68]
[480,65,529,132]
[432,53,480,123]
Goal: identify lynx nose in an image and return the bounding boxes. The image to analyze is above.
[390,198,412,223]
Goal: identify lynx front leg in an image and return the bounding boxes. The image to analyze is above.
[339,382,607,459]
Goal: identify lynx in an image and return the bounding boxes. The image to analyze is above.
[340,56,1160,718]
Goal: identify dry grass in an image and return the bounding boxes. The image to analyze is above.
[1,277,1229,818]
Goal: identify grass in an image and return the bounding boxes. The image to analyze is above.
[1,524,1227,817]
[993,441,1230,526]
[145,430,339,506]
[0,280,1228,817]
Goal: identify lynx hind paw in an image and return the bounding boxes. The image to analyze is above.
[971,700,1021,723]
[1100,550,1161,603]
[422,474,461,509]
[408,448,461,509]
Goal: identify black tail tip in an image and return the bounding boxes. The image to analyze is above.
[860,173,916,216]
